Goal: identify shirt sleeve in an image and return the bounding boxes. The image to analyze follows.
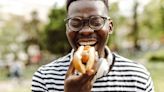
[31,67,48,92]
[145,75,154,92]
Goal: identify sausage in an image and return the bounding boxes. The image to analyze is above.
[81,46,90,63]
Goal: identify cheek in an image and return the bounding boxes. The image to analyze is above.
[66,31,74,42]
[101,24,109,39]
[98,29,109,40]
[66,26,76,39]
[66,31,77,48]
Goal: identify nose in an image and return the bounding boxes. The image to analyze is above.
[79,26,94,36]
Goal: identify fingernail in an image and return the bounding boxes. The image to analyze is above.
[86,69,94,76]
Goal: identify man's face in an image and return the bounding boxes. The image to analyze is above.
[66,0,113,57]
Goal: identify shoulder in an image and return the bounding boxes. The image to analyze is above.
[113,53,150,79]
[112,53,154,91]
[44,53,71,68]
[32,53,71,91]
[34,53,71,75]
[114,53,149,71]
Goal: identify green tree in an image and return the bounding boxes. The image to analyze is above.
[44,7,71,55]
[23,11,43,48]
[0,15,27,59]
[141,0,164,40]
[130,1,140,50]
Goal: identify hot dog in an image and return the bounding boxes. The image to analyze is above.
[81,46,90,63]
[72,46,95,74]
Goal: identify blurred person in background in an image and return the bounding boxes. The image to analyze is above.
[8,55,24,84]
[31,0,154,92]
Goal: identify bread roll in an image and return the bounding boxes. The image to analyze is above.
[72,46,95,74]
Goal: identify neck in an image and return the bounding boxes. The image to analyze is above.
[99,48,106,58]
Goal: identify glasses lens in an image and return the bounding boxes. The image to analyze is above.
[89,16,105,30]
[68,18,82,31]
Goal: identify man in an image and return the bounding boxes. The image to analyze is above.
[31,0,154,92]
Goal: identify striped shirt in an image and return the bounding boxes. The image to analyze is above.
[31,48,154,92]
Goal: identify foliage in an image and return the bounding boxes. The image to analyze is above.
[22,11,45,51]
[145,49,164,62]
[140,0,164,40]
[44,8,71,55]
[149,55,164,61]
[0,15,26,58]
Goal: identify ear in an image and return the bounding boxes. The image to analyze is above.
[108,19,113,34]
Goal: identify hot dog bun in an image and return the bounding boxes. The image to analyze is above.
[72,46,95,74]
[86,47,95,71]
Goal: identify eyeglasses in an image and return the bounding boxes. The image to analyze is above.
[65,15,110,31]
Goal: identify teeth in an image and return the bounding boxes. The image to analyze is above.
[79,41,96,46]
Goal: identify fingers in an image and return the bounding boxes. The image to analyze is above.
[78,70,95,84]
[66,48,100,87]
[82,51,99,83]
[67,46,99,81]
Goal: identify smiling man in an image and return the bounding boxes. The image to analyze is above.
[31,0,154,92]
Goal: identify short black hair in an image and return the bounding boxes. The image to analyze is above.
[66,0,109,11]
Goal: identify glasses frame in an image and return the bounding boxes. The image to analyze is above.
[64,15,110,31]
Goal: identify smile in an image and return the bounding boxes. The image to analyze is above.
[79,41,97,46]
[77,38,97,46]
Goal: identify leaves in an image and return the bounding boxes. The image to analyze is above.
[44,8,71,54]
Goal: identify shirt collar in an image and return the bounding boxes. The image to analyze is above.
[105,46,113,66]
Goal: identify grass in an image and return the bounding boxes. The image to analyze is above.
[0,62,164,92]
[146,49,164,62]
[0,64,39,92]
[145,61,164,92]
[0,65,39,81]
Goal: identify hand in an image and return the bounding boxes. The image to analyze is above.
[64,61,97,92]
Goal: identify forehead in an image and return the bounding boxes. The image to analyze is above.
[68,1,108,18]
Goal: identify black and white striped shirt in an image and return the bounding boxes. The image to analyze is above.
[31,49,154,92]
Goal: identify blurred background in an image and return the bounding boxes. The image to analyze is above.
[0,0,163,92]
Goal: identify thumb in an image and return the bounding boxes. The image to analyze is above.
[78,69,95,84]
